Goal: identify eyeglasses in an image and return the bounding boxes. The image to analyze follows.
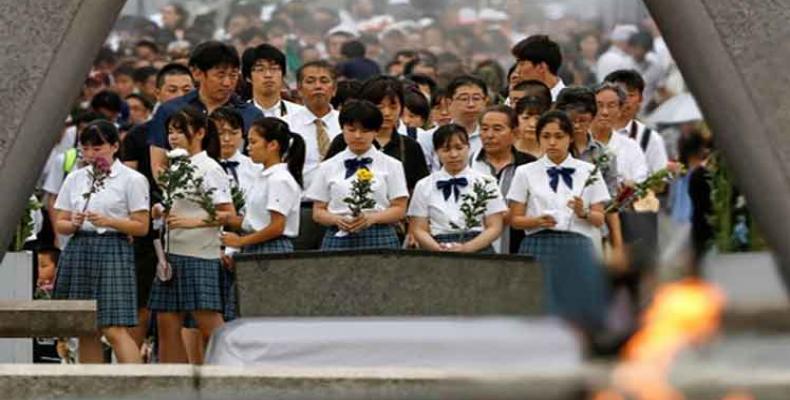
[453,95,486,104]
[251,65,282,74]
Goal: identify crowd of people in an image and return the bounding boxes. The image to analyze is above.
[27,1,713,364]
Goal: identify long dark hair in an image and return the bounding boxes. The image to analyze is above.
[165,105,221,160]
[250,117,305,188]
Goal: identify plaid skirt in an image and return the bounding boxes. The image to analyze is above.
[434,232,495,254]
[219,265,236,322]
[53,232,137,328]
[321,225,400,251]
[241,236,295,254]
[519,230,608,330]
[148,254,223,313]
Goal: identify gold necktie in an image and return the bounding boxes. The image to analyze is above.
[315,118,330,159]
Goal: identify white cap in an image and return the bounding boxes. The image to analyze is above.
[610,24,639,42]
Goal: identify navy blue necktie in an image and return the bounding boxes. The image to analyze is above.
[344,157,373,179]
[220,160,240,184]
[546,167,575,192]
[436,177,468,201]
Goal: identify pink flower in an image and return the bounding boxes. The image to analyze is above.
[92,157,111,174]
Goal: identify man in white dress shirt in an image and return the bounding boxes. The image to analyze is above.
[510,34,566,101]
[447,75,489,158]
[591,83,648,185]
[596,25,638,83]
[604,69,669,175]
[288,60,342,249]
[242,44,304,125]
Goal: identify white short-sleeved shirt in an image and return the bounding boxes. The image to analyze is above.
[604,132,649,184]
[506,155,610,242]
[168,151,232,259]
[305,147,409,216]
[408,167,506,236]
[289,106,342,193]
[54,159,149,233]
[242,163,301,237]
[220,151,263,195]
[617,120,668,175]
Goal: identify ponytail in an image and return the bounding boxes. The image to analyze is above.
[203,117,221,161]
[250,117,306,187]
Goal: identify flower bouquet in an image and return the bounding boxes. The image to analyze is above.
[447,178,499,247]
[606,167,684,213]
[338,168,376,236]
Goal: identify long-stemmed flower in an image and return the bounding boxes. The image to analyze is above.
[81,157,112,213]
[448,177,499,245]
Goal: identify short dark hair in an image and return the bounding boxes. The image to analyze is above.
[209,106,244,131]
[156,63,194,88]
[188,41,240,72]
[515,95,551,117]
[512,79,552,104]
[394,49,417,61]
[133,66,159,84]
[628,31,654,52]
[403,58,436,76]
[296,60,336,83]
[125,93,154,111]
[433,123,469,150]
[430,87,448,109]
[341,40,366,59]
[112,63,135,78]
[404,89,430,122]
[339,99,383,131]
[535,110,574,141]
[555,86,597,116]
[80,120,120,147]
[511,35,563,75]
[407,74,437,99]
[242,43,286,82]
[90,90,123,113]
[480,105,518,129]
[135,39,159,54]
[237,26,267,44]
[446,75,488,99]
[359,75,404,109]
[332,79,362,109]
[603,69,646,95]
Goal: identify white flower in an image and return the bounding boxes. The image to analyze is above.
[167,148,189,159]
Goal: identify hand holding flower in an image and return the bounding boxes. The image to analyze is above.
[86,211,115,228]
[220,231,244,248]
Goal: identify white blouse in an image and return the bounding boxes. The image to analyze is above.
[305,147,409,216]
[506,155,610,242]
[408,167,506,236]
[220,151,262,195]
[168,151,232,259]
[54,159,149,233]
[242,163,301,238]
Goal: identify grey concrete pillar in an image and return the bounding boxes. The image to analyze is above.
[0,0,125,260]
[644,0,790,285]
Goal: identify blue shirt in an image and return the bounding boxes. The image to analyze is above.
[146,90,263,149]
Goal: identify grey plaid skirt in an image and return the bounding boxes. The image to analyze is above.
[434,232,495,254]
[53,232,137,328]
[321,225,400,250]
[519,230,608,330]
[241,236,295,254]
[148,254,223,313]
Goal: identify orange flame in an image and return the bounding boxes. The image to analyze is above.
[606,278,726,400]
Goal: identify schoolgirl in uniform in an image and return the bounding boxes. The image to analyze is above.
[507,110,610,330]
[209,106,261,324]
[408,124,506,253]
[307,99,409,250]
[53,120,149,363]
[147,106,236,364]
[221,117,304,253]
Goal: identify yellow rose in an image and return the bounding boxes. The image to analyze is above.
[356,168,373,182]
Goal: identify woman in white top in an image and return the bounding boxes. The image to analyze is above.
[307,99,409,250]
[147,106,236,364]
[53,120,149,363]
[408,124,506,253]
[507,110,610,331]
[222,117,304,253]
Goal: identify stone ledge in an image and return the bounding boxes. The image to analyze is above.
[0,300,96,337]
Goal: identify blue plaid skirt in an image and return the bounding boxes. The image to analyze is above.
[241,236,295,254]
[321,225,400,250]
[53,232,137,328]
[148,254,223,313]
[519,230,608,330]
[434,232,495,254]
[219,265,236,322]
